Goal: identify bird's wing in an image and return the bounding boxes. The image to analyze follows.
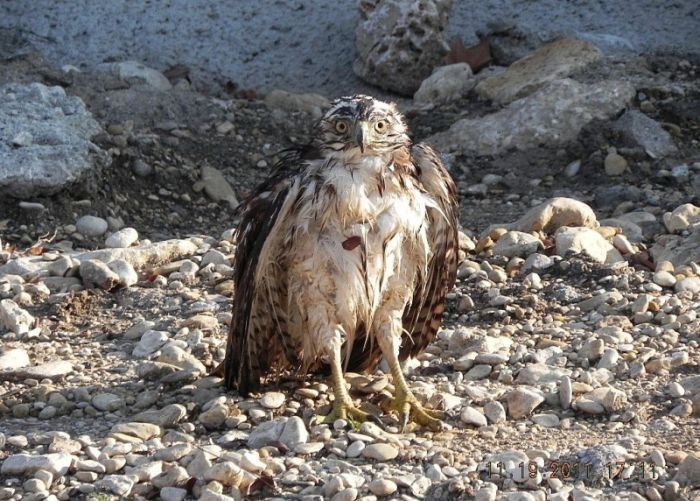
[222,149,308,395]
[400,143,459,360]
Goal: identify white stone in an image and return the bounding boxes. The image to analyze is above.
[506,387,544,419]
[0,348,30,371]
[362,443,399,461]
[460,406,488,427]
[0,299,35,334]
[260,391,285,409]
[133,330,170,358]
[105,227,139,248]
[493,231,542,258]
[0,453,73,476]
[555,227,624,264]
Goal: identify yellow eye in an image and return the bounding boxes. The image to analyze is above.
[335,120,349,133]
[374,120,387,133]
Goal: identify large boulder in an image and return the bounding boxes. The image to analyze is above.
[428,78,635,156]
[354,0,452,95]
[0,82,109,198]
[475,38,603,104]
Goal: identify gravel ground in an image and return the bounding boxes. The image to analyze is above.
[1,30,700,501]
[1,1,699,95]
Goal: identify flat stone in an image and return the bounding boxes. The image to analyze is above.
[429,79,634,156]
[614,109,677,159]
[0,453,73,476]
[15,361,73,380]
[158,344,206,372]
[260,391,286,409]
[555,227,624,264]
[493,231,542,258]
[247,418,287,449]
[0,348,30,371]
[131,404,187,427]
[200,165,239,209]
[476,37,602,104]
[110,422,161,441]
[362,443,399,461]
[92,392,123,412]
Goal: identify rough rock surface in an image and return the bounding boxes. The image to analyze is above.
[413,63,475,105]
[428,78,635,156]
[353,0,453,95]
[475,37,603,104]
[613,109,678,159]
[0,82,109,198]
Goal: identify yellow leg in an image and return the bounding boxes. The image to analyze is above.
[384,355,444,432]
[318,344,368,426]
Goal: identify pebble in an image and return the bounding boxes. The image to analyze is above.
[368,478,397,496]
[361,443,399,461]
[159,487,188,501]
[92,392,123,412]
[604,149,628,176]
[75,215,109,237]
[105,227,139,248]
[653,270,677,287]
[460,406,488,427]
[260,391,286,409]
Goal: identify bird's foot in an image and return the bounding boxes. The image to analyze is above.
[383,390,444,432]
[318,397,369,428]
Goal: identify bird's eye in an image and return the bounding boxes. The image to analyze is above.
[335,120,349,134]
[374,120,387,133]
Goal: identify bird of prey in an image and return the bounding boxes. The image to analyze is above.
[221,95,459,430]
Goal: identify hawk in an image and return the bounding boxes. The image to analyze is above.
[222,95,459,430]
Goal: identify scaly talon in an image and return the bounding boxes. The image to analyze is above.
[319,397,369,426]
[384,391,444,432]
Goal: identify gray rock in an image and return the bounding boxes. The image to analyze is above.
[80,259,121,290]
[663,203,700,233]
[159,487,188,501]
[200,165,239,209]
[428,79,634,156]
[484,401,506,424]
[75,215,109,237]
[650,228,700,270]
[92,392,123,412]
[278,416,309,449]
[158,344,206,372]
[674,453,700,485]
[131,404,187,427]
[475,37,602,104]
[0,453,73,476]
[105,227,139,248]
[133,330,170,358]
[0,348,30,371]
[555,227,624,265]
[515,363,570,384]
[14,360,73,380]
[0,83,109,198]
[107,60,172,90]
[460,406,487,427]
[108,259,138,287]
[247,418,288,449]
[353,0,452,95]
[264,90,330,118]
[0,299,35,334]
[96,474,135,497]
[614,109,677,159]
[414,63,475,105]
[506,386,544,419]
[493,231,542,258]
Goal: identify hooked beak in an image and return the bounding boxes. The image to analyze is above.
[354,121,371,153]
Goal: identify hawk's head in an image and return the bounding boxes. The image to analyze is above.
[315,95,409,156]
